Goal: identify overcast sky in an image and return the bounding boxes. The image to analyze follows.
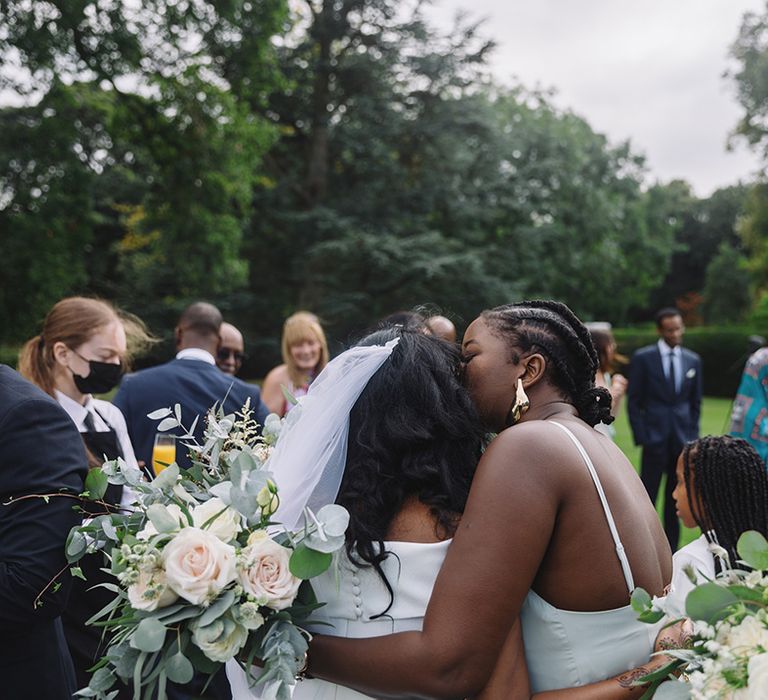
[426,0,766,196]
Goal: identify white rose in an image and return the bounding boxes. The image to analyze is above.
[747,652,768,700]
[728,616,768,655]
[127,567,179,612]
[191,614,248,662]
[192,498,242,542]
[238,535,301,610]
[162,527,237,606]
[137,504,186,540]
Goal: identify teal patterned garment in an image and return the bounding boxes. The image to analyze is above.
[730,347,768,463]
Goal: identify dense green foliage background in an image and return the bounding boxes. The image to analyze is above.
[2,1,768,374]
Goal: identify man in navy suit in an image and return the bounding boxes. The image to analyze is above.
[628,308,703,550]
[0,366,87,699]
[114,302,269,472]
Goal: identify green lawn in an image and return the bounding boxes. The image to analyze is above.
[613,396,734,549]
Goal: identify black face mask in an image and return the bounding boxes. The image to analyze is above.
[71,356,123,395]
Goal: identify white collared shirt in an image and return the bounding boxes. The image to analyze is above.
[657,339,682,393]
[176,348,216,365]
[55,390,141,509]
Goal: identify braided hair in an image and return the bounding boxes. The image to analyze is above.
[481,300,613,427]
[681,435,768,571]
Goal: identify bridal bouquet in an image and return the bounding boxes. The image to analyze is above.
[65,400,349,700]
[632,531,768,700]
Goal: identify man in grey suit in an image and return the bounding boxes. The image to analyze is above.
[628,308,703,550]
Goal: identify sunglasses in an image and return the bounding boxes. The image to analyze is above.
[217,348,246,364]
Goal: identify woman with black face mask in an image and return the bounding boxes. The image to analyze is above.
[18,296,153,698]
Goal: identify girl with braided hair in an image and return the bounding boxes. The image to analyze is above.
[298,301,674,699]
[666,435,768,617]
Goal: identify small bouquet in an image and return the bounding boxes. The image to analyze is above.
[66,400,349,700]
[632,531,768,700]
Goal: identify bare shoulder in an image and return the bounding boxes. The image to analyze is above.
[475,421,579,492]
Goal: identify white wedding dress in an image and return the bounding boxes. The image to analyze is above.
[226,539,450,699]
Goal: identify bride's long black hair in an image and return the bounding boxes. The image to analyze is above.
[335,327,485,614]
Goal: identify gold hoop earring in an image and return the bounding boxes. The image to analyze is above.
[507,378,530,426]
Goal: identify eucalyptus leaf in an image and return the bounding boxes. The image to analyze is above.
[147,407,173,420]
[289,543,333,579]
[685,582,738,622]
[123,465,143,487]
[85,469,109,500]
[70,566,86,581]
[305,532,345,554]
[151,463,179,491]
[88,667,116,693]
[637,608,665,624]
[630,587,652,613]
[109,645,141,679]
[147,503,181,533]
[157,417,180,432]
[315,504,350,538]
[737,530,768,570]
[132,618,167,653]
[166,652,194,684]
[102,517,118,541]
[66,529,88,563]
[209,481,232,504]
[197,590,235,628]
[156,605,203,626]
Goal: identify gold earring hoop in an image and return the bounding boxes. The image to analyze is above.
[507,378,530,426]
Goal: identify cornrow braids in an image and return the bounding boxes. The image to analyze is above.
[682,435,768,572]
[481,300,613,427]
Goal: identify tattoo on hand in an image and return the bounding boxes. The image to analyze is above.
[617,666,652,689]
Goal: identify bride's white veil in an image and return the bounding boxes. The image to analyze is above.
[268,337,400,530]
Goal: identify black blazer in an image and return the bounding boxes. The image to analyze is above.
[113,358,270,469]
[0,365,87,699]
[627,344,703,447]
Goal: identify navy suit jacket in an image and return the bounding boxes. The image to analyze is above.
[627,345,703,447]
[0,365,86,699]
[113,358,270,469]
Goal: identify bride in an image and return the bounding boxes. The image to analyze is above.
[229,302,674,699]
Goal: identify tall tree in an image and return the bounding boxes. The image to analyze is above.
[0,0,286,341]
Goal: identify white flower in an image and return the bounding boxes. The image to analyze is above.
[127,567,178,612]
[191,613,248,662]
[192,498,242,542]
[137,504,186,540]
[237,601,266,631]
[162,527,237,606]
[727,616,768,655]
[747,653,768,700]
[237,535,301,610]
[256,482,279,516]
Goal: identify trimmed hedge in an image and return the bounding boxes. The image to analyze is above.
[612,326,766,398]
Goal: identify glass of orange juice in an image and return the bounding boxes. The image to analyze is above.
[152,434,176,476]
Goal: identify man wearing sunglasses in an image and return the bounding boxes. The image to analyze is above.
[216,322,246,376]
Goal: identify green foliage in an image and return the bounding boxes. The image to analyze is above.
[702,242,753,323]
[647,183,749,318]
[737,530,768,570]
[289,543,333,579]
[730,7,768,160]
[1,0,760,355]
[0,0,287,344]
